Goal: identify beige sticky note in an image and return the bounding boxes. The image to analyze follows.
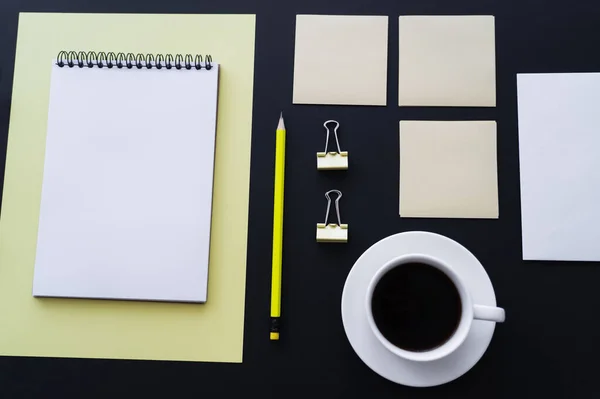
[398,16,496,107]
[399,121,498,218]
[293,15,388,106]
[0,12,255,362]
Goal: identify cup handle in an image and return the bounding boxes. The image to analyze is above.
[473,304,505,323]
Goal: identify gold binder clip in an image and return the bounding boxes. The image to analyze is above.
[316,190,348,243]
[317,120,348,170]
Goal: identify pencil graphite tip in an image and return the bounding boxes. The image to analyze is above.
[277,112,285,131]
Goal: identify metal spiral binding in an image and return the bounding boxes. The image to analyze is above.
[55,51,213,70]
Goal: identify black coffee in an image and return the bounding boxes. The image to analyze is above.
[371,262,462,352]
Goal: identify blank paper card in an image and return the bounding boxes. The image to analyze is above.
[33,62,220,302]
[400,120,498,219]
[293,15,388,106]
[518,73,600,261]
[398,16,496,107]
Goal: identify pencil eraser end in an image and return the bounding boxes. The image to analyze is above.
[270,332,280,341]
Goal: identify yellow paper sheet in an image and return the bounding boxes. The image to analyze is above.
[0,13,255,362]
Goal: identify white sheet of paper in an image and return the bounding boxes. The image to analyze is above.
[33,63,219,302]
[399,121,499,218]
[399,16,496,107]
[518,73,600,261]
[293,15,388,106]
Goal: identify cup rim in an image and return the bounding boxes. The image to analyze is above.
[365,254,473,362]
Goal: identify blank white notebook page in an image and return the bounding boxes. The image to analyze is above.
[517,72,600,261]
[33,62,220,302]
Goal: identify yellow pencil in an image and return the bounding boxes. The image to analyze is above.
[270,112,286,341]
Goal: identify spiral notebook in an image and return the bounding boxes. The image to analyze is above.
[32,51,219,303]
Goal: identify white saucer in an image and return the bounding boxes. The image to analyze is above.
[341,231,498,387]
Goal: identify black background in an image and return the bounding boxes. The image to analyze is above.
[1,0,600,397]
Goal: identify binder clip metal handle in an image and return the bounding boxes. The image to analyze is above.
[316,189,348,243]
[317,120,348,170]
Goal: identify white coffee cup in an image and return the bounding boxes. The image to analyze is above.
[365,254,505,362]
